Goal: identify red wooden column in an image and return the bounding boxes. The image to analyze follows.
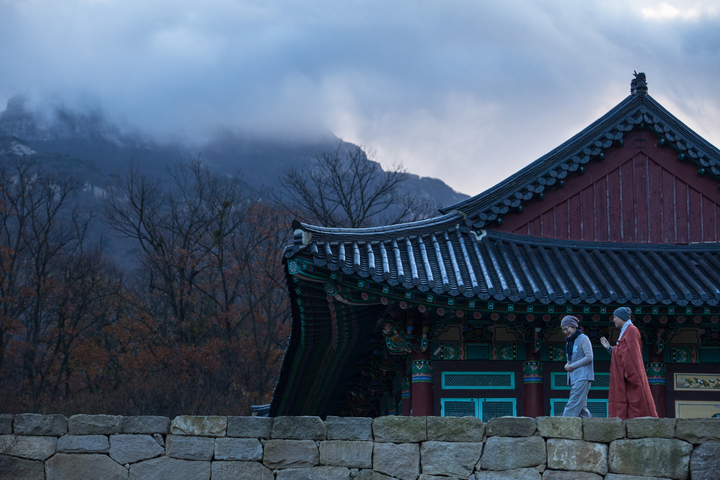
[523,343,544,418]
[401,376,412,416]
[411,352,434,416]
[647,351,667,418]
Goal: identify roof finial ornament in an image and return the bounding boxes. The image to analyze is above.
[631,71,648,96]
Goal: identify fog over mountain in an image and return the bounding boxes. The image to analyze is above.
[1,94,466,201]
[0,94,468,262]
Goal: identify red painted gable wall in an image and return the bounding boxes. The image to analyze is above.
[497,130,720,243]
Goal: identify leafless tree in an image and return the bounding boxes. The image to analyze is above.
[104,161,291,415]
[0,158,107,409]
[276,141,434,228]
[104,161,251,332]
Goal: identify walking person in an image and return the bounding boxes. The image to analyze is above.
[561,315,594,417]
[600,307,658,419]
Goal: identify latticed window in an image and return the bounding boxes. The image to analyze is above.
[551,372,609,390]
[442,399,476,417]
[441,398,516,421]
[550,398,608,418]
[442,372,515,389]
[480,399,515,422]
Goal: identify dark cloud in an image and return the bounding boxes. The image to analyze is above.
[1,0,718,194]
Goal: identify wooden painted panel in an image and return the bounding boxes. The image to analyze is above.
[594,175,609,241]
[498,130,720,244]
[647,159,663,243]
[688,189,702,243]
[568,193,581,240]
[703,197,717,242]
[634,156,648,243]
[556,201,569,239]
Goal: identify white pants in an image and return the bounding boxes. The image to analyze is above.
[563,379,592,418]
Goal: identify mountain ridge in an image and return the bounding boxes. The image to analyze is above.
[0,94,469,209]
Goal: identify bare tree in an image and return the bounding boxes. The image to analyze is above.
[104,161,291,415]
[276,141,434,228]
[0,158,108,409]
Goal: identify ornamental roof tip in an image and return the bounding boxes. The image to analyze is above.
[631,71,648,96]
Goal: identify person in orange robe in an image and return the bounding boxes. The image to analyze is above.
[600,307,658,419]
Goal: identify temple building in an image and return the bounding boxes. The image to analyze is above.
[270,73,720,420]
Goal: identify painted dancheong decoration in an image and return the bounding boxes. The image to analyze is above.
[271,73,720,419]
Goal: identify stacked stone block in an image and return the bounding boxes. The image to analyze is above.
[0,414,718,479]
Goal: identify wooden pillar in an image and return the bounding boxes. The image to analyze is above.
[523,343,544,417]
[411,352,434,416]
[647,351,666,418]
[401,376,412,416]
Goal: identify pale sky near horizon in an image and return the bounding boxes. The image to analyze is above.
[1,0,719,196]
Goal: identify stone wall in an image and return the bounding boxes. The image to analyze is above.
[1,413,719,480]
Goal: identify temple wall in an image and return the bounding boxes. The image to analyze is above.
[1,413,719,479]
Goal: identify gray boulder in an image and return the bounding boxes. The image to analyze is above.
[604,475,672,480]
[583,417,624,443]
[57,434,109,453]
[226,416,272,438]
[485,416,536,437]
[129,456,210,480]
[609,438,692,480]
[326,416,372,441]
[427,416,484,442]
[421,441,482,477]
[0,435,57,460]
[471,468,541,480]
[13,414,67,436]
[546,438,608,475]
[263,439,319,469]
[626,418,675,438]
[170,416,226,437]
[373,442,419,480]
[536,416,582,439]
[110,434,164,464]
[542,472,602,480]
[214,437,263,461]
[122,416,169,434]
[272,416,326,440]
[675,418,720,444]
[689,441,720,480]
[319,440,373,468]
[211,461,273,480]
[46,453,128,480]
[479,436,545,470]
[165,435,214,460]
[355,471,398,480]
[373,416,426,443]
[0,455,44,480]
[276,466,352,479]
[68,414,123,435]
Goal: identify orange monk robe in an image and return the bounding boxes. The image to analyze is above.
[608,324,658,420]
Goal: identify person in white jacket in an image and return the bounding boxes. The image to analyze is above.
[561,315,594,417]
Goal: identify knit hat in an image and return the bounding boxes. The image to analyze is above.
[560,315,579,328]
[613,307,631,322]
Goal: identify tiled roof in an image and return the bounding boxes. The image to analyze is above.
[287,225,720,307]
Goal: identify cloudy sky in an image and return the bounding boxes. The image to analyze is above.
[1,0,719,195]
